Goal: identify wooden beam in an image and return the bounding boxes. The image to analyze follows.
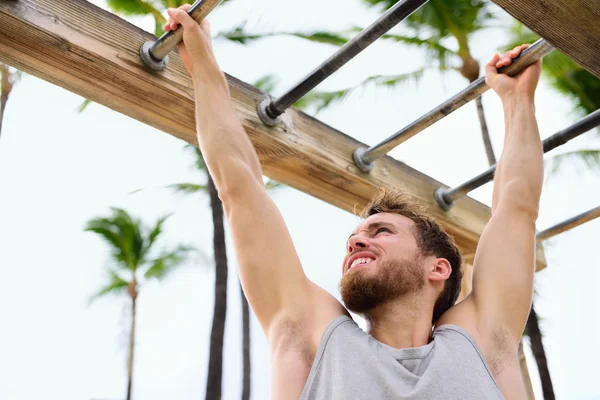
[519,342,537,400]
[491,0,600,79]
[0,0,546,269]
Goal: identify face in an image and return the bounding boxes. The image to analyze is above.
[340,213,426,314]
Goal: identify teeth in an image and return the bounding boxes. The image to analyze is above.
[350,257,373,270]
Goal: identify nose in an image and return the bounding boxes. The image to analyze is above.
[347,234,369,253]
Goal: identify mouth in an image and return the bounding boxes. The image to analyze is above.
[346,252,376,274]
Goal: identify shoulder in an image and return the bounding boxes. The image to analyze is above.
[436,298,519,377]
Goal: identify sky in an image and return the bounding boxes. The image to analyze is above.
[0,0,599,399]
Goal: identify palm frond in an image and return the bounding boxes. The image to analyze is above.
[291,31,350,46]
[88,270,130,305]
[85,208,144,271]
[374,31,458,69]
[294,68,427,113]
[85,219,129,265]
[264,180,281,190]
[144,245,194,280]
[547,149,600,176]
[77,99,92,114]
[217,24,349,47]
[294,88,354,113]
[406,0,491,37]
[253,75,278,93]
[184,144,206,171]
[142,213,172,259]
[167,182,208,194]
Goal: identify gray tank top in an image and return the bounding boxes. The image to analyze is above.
[299,315,503,399]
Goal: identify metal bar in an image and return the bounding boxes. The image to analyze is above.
[257,0,429,126]
[536,205,600,241]
[353,39,554,172]
[139,0,223,71]
[434,108,600,210]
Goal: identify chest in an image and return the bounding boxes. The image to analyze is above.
[299,324,504,400]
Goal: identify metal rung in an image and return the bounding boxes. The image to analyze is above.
[257,0,429,126]
[434,108,600,210]
[536,206,600,241]
[353,39,555,172]
[140,0,223,71]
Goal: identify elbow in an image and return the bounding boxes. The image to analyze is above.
[498,179,541,220]
[216,166,264,210]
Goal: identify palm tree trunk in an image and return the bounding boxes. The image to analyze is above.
[0,63,13,139]
[458,52,496,166]
[127,295,137,400]
[206,175,228,400]
[526,305,555,400]
[0,91,8,140]
[474,97,496,165]
[241,282,251,400]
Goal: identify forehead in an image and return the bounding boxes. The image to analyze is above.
[353,212,415,234]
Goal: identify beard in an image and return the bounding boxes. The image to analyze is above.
[340,252,425,314]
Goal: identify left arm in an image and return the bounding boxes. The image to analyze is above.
[440,46,543,354]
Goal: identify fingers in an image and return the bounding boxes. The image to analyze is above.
[485,53,501,82]
[163,4,192,31]
[164,4,196,32]
[495,44,531,69]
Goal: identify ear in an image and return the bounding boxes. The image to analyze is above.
[428,258,451,282]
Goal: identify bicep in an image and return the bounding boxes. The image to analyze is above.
[222,177,313,333]
[469,202,537,340]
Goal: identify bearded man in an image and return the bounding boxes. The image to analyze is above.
[165,5,543,399]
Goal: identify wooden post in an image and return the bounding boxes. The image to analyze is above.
[519,342,537,400]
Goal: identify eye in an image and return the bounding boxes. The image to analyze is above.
[375,227,390,235]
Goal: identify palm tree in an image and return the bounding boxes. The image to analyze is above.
[0,64,20,139]
[86,207,193,400]
[170,145,279,400]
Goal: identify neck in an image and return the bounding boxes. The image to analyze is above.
[364,293,434,349]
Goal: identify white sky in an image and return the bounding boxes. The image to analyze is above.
[0,0,599,399]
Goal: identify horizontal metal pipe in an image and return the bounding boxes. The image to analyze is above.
[435,107,600,210]
[536,205,600,241]
[263,0,429,120]
[354,39,554,171]
[140,0,222,70]
[153,0,222,59]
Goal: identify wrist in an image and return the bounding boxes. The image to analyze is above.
[501,94,535,114]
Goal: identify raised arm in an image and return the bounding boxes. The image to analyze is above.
[470,46,543,341]
[440,46,543,367]
[165,7,343,336]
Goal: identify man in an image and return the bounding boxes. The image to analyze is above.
[165,5,542,399]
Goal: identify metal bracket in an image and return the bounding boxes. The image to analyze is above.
[434,187,454,211]
[140,42,169,71]
[257,97,282,127]
[353,147,374,173]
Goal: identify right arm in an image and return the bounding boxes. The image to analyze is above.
[166,7,344,336]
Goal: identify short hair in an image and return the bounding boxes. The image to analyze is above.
[361,188,463,324]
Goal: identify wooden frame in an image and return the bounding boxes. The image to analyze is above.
[0,0,547,270]
[491,0,600,79]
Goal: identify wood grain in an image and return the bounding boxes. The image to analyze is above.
[0,0,547,269]
[491,0,600,79]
